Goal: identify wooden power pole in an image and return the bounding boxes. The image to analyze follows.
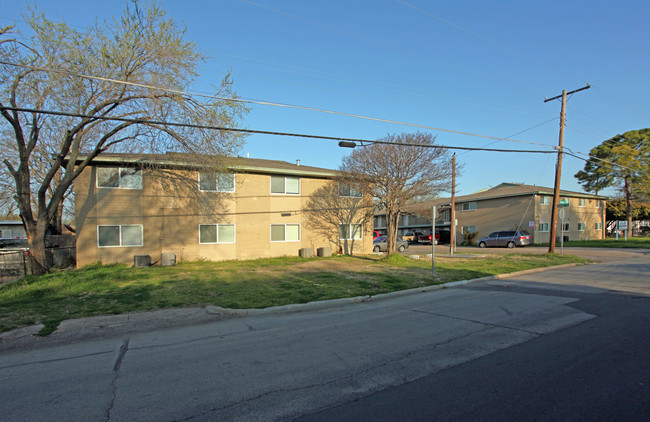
[450,153,456,255]
[544,84,590,253]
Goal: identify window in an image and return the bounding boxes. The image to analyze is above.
[271,224,300,242]
[338,182,362,198]
[462,202,477,211]
[540,196,550,205]
[579,198,586,207]
[97,167,142,189]
[462,225,476,233]
[199,172,235,192]
[97,225,143,247]
[538,222,549,232]
[595,222,602,230]
[0,229,11,238]
[562,223,570,232]
[339,224,362,240]
[270,176,300,195]
[199,224,235,243]
[577,222,586,231]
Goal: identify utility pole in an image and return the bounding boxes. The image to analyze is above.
[544,84,590,253]
[450,153,456,255]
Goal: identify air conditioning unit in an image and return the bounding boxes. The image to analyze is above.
[299,248,313,258]
[161,252,176,267]
[134,255,151,268]
[317,247,332,257]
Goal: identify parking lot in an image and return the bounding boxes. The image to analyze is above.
[402,243,650,262]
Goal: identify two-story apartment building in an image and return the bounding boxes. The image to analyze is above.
[72,153,372,267]
[374,183,607,244]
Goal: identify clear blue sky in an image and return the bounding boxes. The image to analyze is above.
[2,1,648,196]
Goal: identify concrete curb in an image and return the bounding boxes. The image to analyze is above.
[0,262,582,347]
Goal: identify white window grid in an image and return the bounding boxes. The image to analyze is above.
[97,224,143,248]
[270,224,301,242]
[96,167,142,190]
[198,224,236,244]
[270,176,300,195]
[198,172,235,193]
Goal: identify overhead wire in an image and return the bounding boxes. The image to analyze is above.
[1,105,557,154]
[0,60,556,149]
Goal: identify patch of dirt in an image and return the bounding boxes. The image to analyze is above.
[280,258,385,273]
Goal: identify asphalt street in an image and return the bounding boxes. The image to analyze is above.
[1,249,648,421]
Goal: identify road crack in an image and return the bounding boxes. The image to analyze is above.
[105,337,129,422]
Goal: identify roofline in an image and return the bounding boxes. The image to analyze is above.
[67,154,337,178]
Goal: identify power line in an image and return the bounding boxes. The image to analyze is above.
[0,60,556,148]
[1,105,557,154]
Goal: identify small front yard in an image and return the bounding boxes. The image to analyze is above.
[0,253,588,335]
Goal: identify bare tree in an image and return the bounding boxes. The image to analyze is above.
[304,176,373,255]
[0,2,248,273]
[340,132,453,255]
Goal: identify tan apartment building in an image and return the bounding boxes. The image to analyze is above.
[374,183,607,244]
[72,153,372,267]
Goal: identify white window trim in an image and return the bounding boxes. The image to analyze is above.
[462,225,476,233]
[270,176,300,195]
[97,224,143,248]
[540,196,550,205]
[577,222,586,231]
[462,202,477,211]
[338,182,362,198]
[579,198,587,207]
[270,223,301,242]
[539,222,549,232]
[96,167,143,190]
[198,172,236,193]
[339,223,363,240]
[562,223,570,232]
[198,223,236,244]
[595,222,603,230]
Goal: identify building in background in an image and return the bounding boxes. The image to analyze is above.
[374,183,607,244]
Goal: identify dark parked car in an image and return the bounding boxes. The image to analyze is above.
[373,236,409,252]
[476,230,532,248]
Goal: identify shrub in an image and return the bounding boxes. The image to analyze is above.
[463,231,479,245]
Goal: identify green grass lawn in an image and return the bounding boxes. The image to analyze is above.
[0,253,588,335]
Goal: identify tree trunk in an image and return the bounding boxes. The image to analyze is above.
[26,221,49,275]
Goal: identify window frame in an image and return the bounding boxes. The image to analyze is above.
[270,223,301,242]
[97,224,143,248]
[270,176,300,195]
[540,196,551,205]
[579,198,587,207]
[462,202,477,211]
[339,223,363,240]
[562,222,570,232]
[595,222,603,230]
[461,225,476,234]
[577,222,586,231]
[538,222,549,232]
[198,223,236,244]
[338,182,362,198]
[198,172,236,193]
[96,167,143,190]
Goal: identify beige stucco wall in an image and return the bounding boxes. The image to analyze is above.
[453,194,605,244]
[75,167,372,267]
[455,195,535,242]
